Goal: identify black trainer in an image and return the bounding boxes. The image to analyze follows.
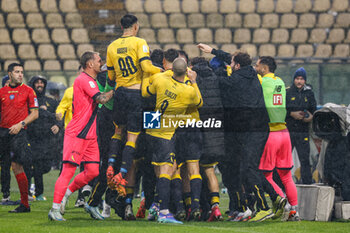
[9,204,30,213]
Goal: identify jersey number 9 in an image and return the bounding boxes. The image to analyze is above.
[118,56,138,77]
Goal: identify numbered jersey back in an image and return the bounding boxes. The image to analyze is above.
[107,36,150,89]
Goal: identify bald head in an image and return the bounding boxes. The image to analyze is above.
[172,58,187,78]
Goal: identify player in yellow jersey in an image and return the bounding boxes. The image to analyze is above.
[143,58,202,224]
[105,14,162,197]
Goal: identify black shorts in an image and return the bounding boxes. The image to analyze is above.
[135,131,147,161]
[113,87,142,133]
[145,134,176,166]
[175,127,202,166]
[0,128,32,165]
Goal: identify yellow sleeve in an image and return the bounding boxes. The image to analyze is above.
[56,87,72,116]
[191,83,203,108]
[143,75,157,97]
[106,45,116,82]
[138,39,161,75]
[141,73,151,97]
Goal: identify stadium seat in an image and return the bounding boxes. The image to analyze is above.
[333,44,349,57]
[188,14,205,28]
[253,29,270,43]
[169,13,187,28]
[38,44,57,60]
[63,60,80,71]
[46,13,65,28]
[163,0,181,13]
[309,29,327,43]
[4,60,20,72]
[243,14,261,28]
[71,28,90,44]
[234,29,251,43]
[277,44,295,57]
[0,28,11,43]
[225,14,242,28]
[40,0,58,12]
[259,44,276,57]
[296,44,314,57]
[150,13,168,28]
[7,13,25,28]
[275,0,293,13]
[0,44,17,59]
[239,0,255,13]
[214,29,232,44]
[196,28,213,43]
[294,0,312,13]
[280,14,298,28]
[240,44,257,57]
[345,31,350,43]
[157,29,175,43]
[125,0,143,13]
[68,75,77,86]
[138,29,156,43]
[317,13,334,28]
[20,0,39,13]
[207,14,223,28]
[12,29,31,44]
[290,29,308,43]
[221,44,238,53]
[134,14,150,27]
[182,0,199,13]
[59,0,78,13]
[18,44,37,59]
[299,14,316,28]
[331,0,349,12]
[176,29,194,43]
[261,14,279,28]
[201,0,218,13]
[24,60,41,71]
[0,14,4,27]
[51,28,71,44]
[65,13,84,28]
[50,76,67,86]
[219,0,236,13]
[200,44,217,59]
[57,44,76,59]
[271,29,289,43]
[313,0,331,12]
[148,44,162,51]
[77,44,94,57]
[163,44,181,51]
[144,0,162,13]
[32,29,51,44]
[314,44,332,58]
[44,60,61,71]
[257,0,274,13]
[326,29,345,43]
[26,13,45,28]
[183,44,200,58]
[335,13,350,28]
[1,0,19,12]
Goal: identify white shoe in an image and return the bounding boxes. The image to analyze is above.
[1,196,10,202]
[84,203,105,220]
[28,195,35,202]
[101,200,111,218]
[48,208,66,221]
[60,196,68,215]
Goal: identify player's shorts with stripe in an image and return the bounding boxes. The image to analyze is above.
[62,134,100,166]
[113,87,142,133]
[0,128,32,165]
[145,134,176,166]
[259,129,293,171]
[175,127,202,166]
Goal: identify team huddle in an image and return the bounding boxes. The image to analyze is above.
[0,13,303,224]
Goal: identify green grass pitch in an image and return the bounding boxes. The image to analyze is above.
[0,170,349,233]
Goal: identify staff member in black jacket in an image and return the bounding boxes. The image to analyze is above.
[286,67,317,184]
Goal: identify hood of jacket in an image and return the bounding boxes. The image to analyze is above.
[29,75,48,97]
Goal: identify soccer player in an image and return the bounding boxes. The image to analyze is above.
[255,56,299,221]
[0,63,39,212]
[143,58,202,224]
[105,14,162,196]
[48,51,114,221]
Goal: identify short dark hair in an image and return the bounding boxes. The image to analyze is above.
[120,14,138,29]
[164,49,179,63]
[259,56,277,73]
[190,57,208,67]
[150,49,164,67]
[177,50,189,64]
[233,52,252,67]
[80,51,98,69]
[7,63,23,73]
